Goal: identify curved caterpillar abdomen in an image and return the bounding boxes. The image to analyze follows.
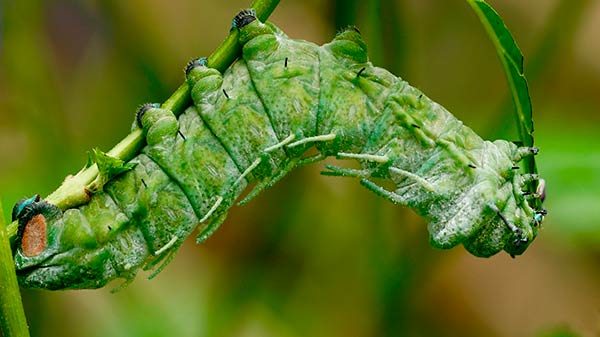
[12,10,545,290]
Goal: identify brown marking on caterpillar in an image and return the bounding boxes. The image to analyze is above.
[21,214,47,257]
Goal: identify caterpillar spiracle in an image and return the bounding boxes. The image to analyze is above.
[10,10,546,290]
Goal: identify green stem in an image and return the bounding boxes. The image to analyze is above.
[6,0,281,242]
[0,201,30,337]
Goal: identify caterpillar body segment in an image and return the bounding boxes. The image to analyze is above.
[237,17,321,157]
[187,60,285,181]
[11,10,545,290]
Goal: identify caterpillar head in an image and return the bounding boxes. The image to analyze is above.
[461,142,546,258]
[500,174,546,257]
[11,197,117,289]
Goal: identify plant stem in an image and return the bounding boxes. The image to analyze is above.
[6,0,281,243]
[0,201,30,337]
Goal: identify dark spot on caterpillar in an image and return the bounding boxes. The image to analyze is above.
[141,179,147,188]
[185,57,207,75]
[357,67,366,77]
[512,166,520,170]
[412,124,421,129]
[21,214,47,257]
[351,26,361,34]
[136,103,159,128]
[418,94,423,100]
[233,9,257,29]
[510,254,516,259]
[178,130,186,141]
[530,147,539,155]
[108,226,112,231]
[522,191,532,196]
[284,57,288,68]
[223,89,230,99]
[468,164,477,169]
[537,209,548,216]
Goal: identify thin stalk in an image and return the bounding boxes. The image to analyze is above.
[0,200,30,337]
[6,0,281,243]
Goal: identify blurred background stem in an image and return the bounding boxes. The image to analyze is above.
[0,200,30,337]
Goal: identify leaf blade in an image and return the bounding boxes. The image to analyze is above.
[467,0,537,177]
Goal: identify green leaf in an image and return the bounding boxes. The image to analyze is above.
[88,148,136,192]
[467,0,538,195]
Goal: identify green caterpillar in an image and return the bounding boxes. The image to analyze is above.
[10,10,546,290]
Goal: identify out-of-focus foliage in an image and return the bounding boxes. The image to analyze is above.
[0,0,599,336]
[538,327,583,337]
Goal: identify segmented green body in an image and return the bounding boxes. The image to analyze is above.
[13,12,543,290]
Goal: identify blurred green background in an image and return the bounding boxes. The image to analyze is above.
[1,0,599,336]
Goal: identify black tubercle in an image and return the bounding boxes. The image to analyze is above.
[136,103,159,128]
[233,9,257,29]
[185,57,207,76]
[350,26,361,34]
[357,67,366,77]
[284,57,288,68]
[223,89,230,99]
